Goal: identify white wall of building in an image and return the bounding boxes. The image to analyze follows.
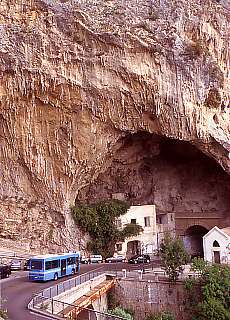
[116,205,157,257]
[203,226,230,264]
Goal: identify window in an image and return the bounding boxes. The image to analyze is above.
[213,240,220,247]
[144,216,151,227]
[116,243,122,251]
[45,259,59,270]
[131,219,136,224]
[156,216,162,224]
[31,260,43,270]
[67,257,76,265]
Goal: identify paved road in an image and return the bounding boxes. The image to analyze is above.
[1,261,160,320]
[1,264,101,320]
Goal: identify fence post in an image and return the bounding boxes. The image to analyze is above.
[50,287,52,298]
[51,298,54,314]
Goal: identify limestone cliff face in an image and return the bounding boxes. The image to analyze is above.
[0,0,229,252]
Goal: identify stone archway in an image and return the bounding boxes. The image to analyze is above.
[183,225,209,258]
[126,240,141,258]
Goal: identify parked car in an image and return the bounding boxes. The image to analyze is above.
[80,256,90,264]
[105,255,126,263]
[10,259,23,270]
[128,254,151,264]
[23,259,31,271]
[0,265,11,279]
[89,255,103,263]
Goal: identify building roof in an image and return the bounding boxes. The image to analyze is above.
[203,226,230,239]
[220,227,230,237]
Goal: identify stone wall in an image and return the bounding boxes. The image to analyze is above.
[113,278,188,320]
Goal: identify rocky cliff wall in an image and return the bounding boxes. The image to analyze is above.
[0,0,229,252]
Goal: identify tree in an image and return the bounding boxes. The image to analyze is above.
[119,223,144,241]
[184,260,230,320]
[159,233,189,282]
[71,200,143,257]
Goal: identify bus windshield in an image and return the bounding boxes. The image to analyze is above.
[30,259,43,270]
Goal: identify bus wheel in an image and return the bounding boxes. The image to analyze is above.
[54,273,58,281]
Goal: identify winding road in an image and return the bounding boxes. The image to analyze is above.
[1,261,159,320]
[1,264,101,320]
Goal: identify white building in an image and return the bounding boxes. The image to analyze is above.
[115,205,175,258]
[203,226,230,264]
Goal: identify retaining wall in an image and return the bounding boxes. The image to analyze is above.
[113,278,188,320]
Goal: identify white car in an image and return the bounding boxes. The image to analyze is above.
[89,255,103,263]
[105,255,126,263]
[10,260,23,270]
[80,256,90,264]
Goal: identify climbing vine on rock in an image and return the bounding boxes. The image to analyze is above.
[71,200,143,257]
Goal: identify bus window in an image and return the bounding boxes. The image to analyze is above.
[45,260,59,270]
[67,257,76,265]
[31,260,43,270]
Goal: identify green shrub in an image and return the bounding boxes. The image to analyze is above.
[71,200,143,257]
[184,263,230,320]
[108,306,134,320]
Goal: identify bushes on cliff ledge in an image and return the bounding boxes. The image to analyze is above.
[71,200,143,257]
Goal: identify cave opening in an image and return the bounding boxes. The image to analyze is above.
[77,131,230,233]
[183,225,209,258]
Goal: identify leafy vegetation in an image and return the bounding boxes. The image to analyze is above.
[184,259,230,320]
[108,307,134,320]
[0,308,8,319]
[71,200,143,257]
[145,311,175,320]
[159,233,189,282]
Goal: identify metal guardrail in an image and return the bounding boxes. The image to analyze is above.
[32,269,105,301]
[0,251,34,260]
[33,298,125,320]
[28,269,124,320]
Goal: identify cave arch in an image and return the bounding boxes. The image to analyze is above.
[77,132,230,239]
[184,225,209,258]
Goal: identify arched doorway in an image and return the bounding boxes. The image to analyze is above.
[127,240,141,258]
[212,240,221,263]
[183,225,209,258]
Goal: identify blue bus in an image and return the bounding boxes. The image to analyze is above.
[29,252,80,281]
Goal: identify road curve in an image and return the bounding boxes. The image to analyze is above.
[1,261,159,320]
[1,264,101,320]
